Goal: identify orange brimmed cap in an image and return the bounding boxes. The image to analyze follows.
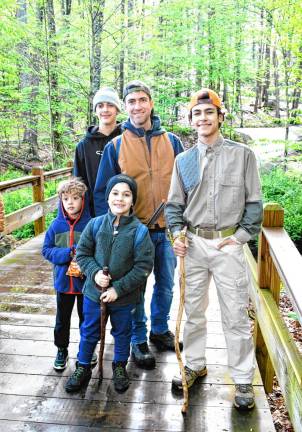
[188,88,222,112]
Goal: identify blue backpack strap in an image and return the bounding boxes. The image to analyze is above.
[113,135,122,160]
[92,215,105,239]
[134,223,148,248]
[167,132,174,144]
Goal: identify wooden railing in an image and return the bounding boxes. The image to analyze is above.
[0,163,73,235]
[0,171,301,430]
[245,203,302,432]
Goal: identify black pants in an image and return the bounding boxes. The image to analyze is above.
[54,291,84,348]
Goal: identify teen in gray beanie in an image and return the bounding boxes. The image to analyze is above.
[93,87,121,112]
[105,174,137,206]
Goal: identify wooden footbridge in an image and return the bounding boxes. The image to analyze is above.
[0,167,301,432]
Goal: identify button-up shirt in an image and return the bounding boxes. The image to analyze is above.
[165,135,263,243]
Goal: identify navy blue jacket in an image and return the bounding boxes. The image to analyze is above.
[42,196,91,294]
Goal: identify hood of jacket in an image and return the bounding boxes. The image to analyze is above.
[85,122,122,140]
[57,192,91,227]
[122,115,165,138]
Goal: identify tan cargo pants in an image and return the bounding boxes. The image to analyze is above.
[183,231,255,384]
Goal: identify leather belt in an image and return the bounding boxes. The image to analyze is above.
[187,225,236,239]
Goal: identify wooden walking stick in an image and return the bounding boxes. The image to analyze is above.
[98,266,109,382]
[174,229,189,414]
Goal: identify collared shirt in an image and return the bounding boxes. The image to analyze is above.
[165,135,263,243]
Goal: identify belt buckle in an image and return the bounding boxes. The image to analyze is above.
[203,230,213,240]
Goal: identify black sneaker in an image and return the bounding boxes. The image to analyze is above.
[131,342,156,369]
[54,348,68,371]
[150,330,183,352]
[234,384,255,410]
[112,361,129,393]
[65,363,92,393]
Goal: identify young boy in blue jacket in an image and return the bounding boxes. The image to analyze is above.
[65,174,154,393]
[42,177,92,370]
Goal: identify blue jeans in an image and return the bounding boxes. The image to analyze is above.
[131,231,176,344]
[78,296,134,364]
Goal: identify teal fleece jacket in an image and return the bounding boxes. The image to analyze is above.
[76,212,154,306]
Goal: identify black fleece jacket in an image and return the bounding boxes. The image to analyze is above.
[73,123,122,215]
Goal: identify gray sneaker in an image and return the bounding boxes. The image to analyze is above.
[234,384,255,410]
[172,365,207,391]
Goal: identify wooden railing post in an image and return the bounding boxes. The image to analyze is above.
[32,167,45,235]
[0,193,4,233]
[256,202,284,392]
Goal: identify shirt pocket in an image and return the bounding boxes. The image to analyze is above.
[219,174,244,214]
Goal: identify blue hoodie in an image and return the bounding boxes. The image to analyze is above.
[42,195,91,294]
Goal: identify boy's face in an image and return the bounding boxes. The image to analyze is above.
[95,102,118,127]
[108,182,133,217]
[190,103,223,140]
[61,192,83,219]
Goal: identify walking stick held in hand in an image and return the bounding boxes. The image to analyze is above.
[175,229,189,414]
[98,266,109,383]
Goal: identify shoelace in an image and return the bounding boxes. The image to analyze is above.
[138,342,149,354]
[237,384,252,393]
[57,350,66,361]
[114,365,126,378]
[73,366,86,379]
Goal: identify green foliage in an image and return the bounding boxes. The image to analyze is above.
[261,168,302,241]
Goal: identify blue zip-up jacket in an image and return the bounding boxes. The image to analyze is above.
[42,196,91,294]
[93,115,184,220]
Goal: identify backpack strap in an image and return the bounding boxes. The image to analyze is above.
[134,223,148,248]
[113,135,122,159]
[92,215,105,240]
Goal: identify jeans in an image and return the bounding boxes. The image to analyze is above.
[78,296,134,364]
[131,231,176,344]
[54,292,83,348]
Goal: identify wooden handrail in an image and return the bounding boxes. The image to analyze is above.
[245,202,302,432]
[0,163,73,235]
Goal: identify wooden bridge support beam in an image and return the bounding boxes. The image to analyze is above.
[32,167,45,235]
[256,203,284,393]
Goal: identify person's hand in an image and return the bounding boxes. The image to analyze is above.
[173,236,188,257]
[95,270,111,288]
[100,287,118,303]
[217,236,241,249]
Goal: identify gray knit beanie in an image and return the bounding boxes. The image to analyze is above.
[93,87,121,112]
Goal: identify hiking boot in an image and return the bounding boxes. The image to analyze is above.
[112,361,129,393]
[65,363,92,393]
[234,384,255,410]
[54,348,68,371]
[131,342,156,369]
[91,351,98,368]
[150,330,183,352]
[172,365,207,391]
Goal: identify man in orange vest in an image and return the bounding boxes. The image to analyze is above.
[94,80,183,369]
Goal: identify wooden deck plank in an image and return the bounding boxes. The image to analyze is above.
[0,395,275,431]
[0,234,275,431]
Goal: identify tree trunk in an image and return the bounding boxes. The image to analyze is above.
[262,13,272,108]
[272,43,280,118]
[88,0,105,124]
[43,0,63,163]
[16,0,39,158]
